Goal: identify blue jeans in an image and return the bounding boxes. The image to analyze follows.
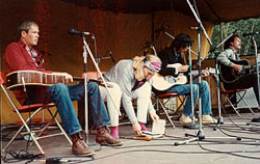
[166,80,212,116]
[48,81,110,135]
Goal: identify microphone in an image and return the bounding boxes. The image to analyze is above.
[68,28,92,36]
[243,31,260,37]
[190,26,200,30]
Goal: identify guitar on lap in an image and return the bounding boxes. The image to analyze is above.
[151,63,214,91]
[5,70,107,89]
[219,59,259,84]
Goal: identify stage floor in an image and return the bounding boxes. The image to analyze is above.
[1,113,260,164]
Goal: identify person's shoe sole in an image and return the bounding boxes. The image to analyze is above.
[72,150,95,157]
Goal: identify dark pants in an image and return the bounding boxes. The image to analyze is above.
[224,73,260,105]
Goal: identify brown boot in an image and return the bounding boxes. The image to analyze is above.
[96,126,123,146]
[71,132,95,156]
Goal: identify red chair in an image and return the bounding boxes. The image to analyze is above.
[220,83,255,117]
[155,92,186,128]
[1,72,72,155]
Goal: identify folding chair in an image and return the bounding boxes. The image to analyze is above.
[0,72,72,155]
[155,92,186,128]
[220,83,255,117]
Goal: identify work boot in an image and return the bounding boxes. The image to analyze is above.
[96,126,123,146]
[71,132,95,156]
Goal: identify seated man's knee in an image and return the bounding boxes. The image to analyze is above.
[87,81,99,93]
[192,84,199,94]
[53,83,68,94]
[200,80,210,90]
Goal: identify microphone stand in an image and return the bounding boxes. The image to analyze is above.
[163,31,175,40]
[82,34,119,139]
[175,0,206,145]
[211,31,238,125]
[188,46,196,129]
[82,36,89,143]
[251,36,260,108]
[174,0,240,146]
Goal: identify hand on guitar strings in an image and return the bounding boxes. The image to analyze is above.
[231,63,243,73]
[177,65,189,73]
[201,68,210,77]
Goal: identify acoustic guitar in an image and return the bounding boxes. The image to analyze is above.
[5,70,82,89]
[219,59,259,83]
[152,73,187,91]
[151,63,215,91]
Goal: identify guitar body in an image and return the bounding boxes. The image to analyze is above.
[219,59,249,84]
[152,73,187,91]
[6,70,72,89]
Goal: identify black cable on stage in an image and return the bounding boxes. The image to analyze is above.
[198,138,260,146]
[212,121,260,134]
[24,157,92,164]
[69,149,220,164]
[227,116,260,133]
[77,139,260,162]
[2,151,43,163]
[218,127,260,134]
[209,115,260,141]
[217,127,260,141]
[16,138,260,164]
[27,139,260,163]
[198,141,260,160]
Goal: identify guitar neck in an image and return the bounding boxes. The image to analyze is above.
[6,70,73,89]
[73,77,101,84]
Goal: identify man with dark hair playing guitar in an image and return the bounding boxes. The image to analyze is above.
[154,33,216,127]
[217,34,260,122]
